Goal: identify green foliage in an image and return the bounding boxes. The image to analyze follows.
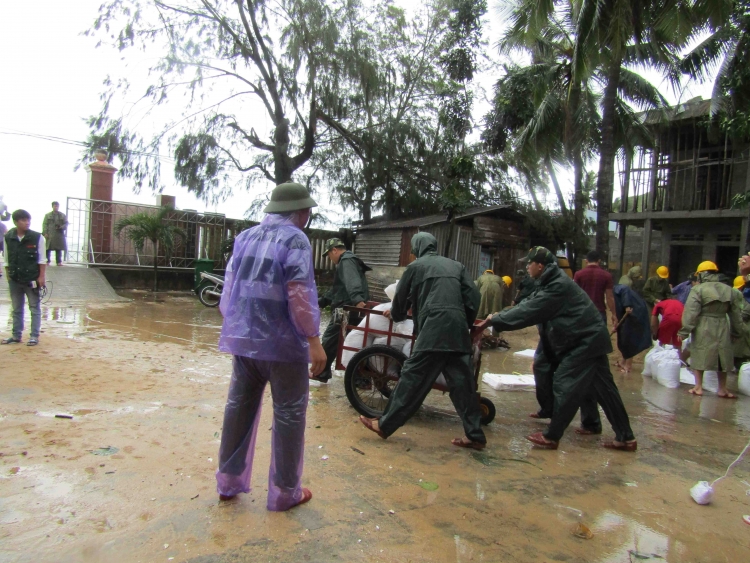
[114,206,187,291]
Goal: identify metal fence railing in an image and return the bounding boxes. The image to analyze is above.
[65,197,339,271]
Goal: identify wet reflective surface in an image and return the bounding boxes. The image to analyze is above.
[1,293,749,562]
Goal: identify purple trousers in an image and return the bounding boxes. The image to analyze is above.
[216,356,309,511]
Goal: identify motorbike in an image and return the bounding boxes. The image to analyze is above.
[198,271,224,307]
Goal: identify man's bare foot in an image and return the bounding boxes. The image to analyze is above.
[688,387,703,396]
[451,437,486,450]
[526,432,558,450]
[717,391,738,399]
[601,439,637,452]
[359,416,386,439]
[219,494,236,501]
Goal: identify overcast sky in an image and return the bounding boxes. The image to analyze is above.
[0,1,714,234]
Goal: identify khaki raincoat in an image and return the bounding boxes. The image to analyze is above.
[42,210,68,251]
[678,273,743,371]
[475,272,504,318]
[642,276,671,308]
[732,288,750,361]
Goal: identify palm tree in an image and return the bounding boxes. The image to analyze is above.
[115,206,186,292]
[572,0,692,261]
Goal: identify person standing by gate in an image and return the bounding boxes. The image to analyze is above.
[42,201,67,266]
[2,210,46,346]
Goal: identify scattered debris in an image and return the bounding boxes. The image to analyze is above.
[628,550,664,560]
[191,494,200,500]
[164,543,169,549]
[321,455,329,460]
[105,471,115,474]
[743,515,750,525]
[388,510,395,514]
[351,447,365,455]
[572,523,593,539]
[419,481,439,491]
[55,414,73,419]
[90,446,119,456]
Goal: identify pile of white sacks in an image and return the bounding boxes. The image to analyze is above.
[340,283,414,369]
[642,340,750,395]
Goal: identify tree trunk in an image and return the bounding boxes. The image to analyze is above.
[573,150,585,269]
[443,210,455,256]
[528,186,543,210]
[546,157,568,215]
[595,61,622,264]
[153,240,159,292]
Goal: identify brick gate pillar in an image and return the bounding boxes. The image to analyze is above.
[86,150,117,262]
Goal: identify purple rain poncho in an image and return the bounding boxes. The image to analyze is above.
[219,213,320,361]
[216,212,319,510]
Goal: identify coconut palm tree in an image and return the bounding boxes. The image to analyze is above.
[571,0,693,261]
[115,206,186,292]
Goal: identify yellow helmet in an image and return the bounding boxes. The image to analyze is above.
[734,276,745,290]
[656,266,669,279]
[502,275,512,287]
[696,261,718,273]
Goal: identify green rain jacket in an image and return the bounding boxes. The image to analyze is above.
[732,288,750,360]
[491,263,613,362]
[642,276,671,308]
[514,275,538,304]
[321,250,371,309]
[678,273,743,371]
[475,272,504,318]
[390,232,480,354]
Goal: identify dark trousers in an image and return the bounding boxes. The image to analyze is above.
[534,353,601,432]
[321,319,341,374]
[379,350,486,444]
[544,354,635,443]
[46,249,63,264]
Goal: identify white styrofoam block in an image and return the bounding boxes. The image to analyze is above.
[513,349,536,358]
[483,373,535,390]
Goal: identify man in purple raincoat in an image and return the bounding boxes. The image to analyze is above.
[216,182,326,511]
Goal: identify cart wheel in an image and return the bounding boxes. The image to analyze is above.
[344,345,406,418]
[479,397,496,425]
[198,284,221,307]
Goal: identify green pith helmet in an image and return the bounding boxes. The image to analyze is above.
[263,182,318,213]
[526,246,556,265]
[323,237,346,255]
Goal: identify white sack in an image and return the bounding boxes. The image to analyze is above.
[739,363,750,396]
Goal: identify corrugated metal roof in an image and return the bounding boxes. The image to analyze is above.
[356,204,523,231]
[640,97,714,125]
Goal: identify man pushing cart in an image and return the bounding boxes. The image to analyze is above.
[358,232,489,450]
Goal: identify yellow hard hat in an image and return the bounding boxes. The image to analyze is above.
[502,275,512,287]
[484,269,494,274]
[656,266,669,279]
[734,276,745,290]
[696,261,718,273]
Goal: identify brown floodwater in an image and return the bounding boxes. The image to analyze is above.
[0,292,749,562]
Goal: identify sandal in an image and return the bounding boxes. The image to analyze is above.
[717,392,738,399]
[601,440,637,452]
[359,416,386,439]
[219,494,237,501]
[526,432,558,450]
[1,337,20,345]
[451,437,486,451]
[287,488,312,510]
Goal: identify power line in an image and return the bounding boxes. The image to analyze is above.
[0,130,175,161]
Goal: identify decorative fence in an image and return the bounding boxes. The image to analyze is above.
[65,197,338,271]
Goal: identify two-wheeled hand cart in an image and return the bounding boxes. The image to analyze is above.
[335,302,496,425]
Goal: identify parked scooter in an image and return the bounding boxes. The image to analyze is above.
[198,271,224,307]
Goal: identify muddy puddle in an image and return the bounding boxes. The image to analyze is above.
[1,293,749,562]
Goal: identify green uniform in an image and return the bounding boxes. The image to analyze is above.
[678,274,743,372]
[514,275,537,305]
[491,263,634,443]
[731,288,750,367]
[642,275,671,308]
[475,272,504,318]
[378,232,485,443]
[319,250,371,379]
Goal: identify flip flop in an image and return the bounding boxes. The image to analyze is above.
[451,437,486,451]
[526,432,558,450]
[359,416,386,439]
[574,427,602,435]
[287,488,312,510]
[219,494,237,501]
[601,440,637,452]
[717,393,738,400]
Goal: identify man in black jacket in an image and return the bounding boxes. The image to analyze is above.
[359,232,486,450]
[316,238,371,381]
[490,247,636,451]
[3,209,46,346]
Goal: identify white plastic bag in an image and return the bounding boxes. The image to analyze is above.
[739,363,750,396]
[654,348,681,388]
[642,343,664,377]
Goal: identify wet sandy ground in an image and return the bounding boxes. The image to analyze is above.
[1,292,749,562]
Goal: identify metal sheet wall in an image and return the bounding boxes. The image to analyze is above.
[421,224,481,278]
[355,230,402,266]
